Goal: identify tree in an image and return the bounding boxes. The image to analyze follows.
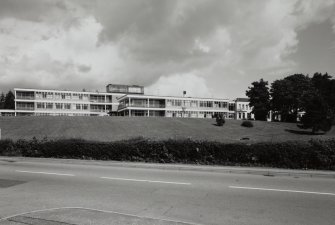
[311,73,335,116]
[270,74,312,122]
[0,92,5,109]
[4,90,15,109]
[299,88,333,133]
[298,73,335,133]
[246,79,270,121]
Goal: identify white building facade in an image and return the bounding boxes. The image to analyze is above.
[117,94,237,119]
[0,84,254,119]
[13,88,124,116]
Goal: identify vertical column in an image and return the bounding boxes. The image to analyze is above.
[104,94,107,113]
[147,98,149,117]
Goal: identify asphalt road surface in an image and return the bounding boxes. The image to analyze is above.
[0,157,334,225]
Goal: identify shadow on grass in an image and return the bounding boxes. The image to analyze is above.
[285,129,324,135]
[212,123,224,127]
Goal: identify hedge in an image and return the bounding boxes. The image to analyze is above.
[0,138,334,170]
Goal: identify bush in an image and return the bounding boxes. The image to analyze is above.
[0,138,334,170]
[216,114,225,126]
[241,120,253,127]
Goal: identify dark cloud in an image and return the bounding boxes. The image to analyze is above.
[0,0,335,98]
[77,64,91,73]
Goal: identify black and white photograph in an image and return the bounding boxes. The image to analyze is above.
[0,0,335,224]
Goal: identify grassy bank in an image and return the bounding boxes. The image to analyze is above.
[0,116,334,143]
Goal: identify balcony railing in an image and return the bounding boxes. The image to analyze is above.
[90,109,106,112]
[16,107,34,111]
[125,104,166,108]
[16,96,35,100]
[90,99,106,103]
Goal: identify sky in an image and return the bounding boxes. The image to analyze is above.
[0,0,335,99]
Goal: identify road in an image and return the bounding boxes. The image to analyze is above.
[0,157,334,225]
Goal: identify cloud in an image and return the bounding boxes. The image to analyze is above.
[0,0,335,98]
[146,73,213,98]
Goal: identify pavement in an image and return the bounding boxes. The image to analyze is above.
[0,156,335,225]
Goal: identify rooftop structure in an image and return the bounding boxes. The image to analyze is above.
[106,84,144,95]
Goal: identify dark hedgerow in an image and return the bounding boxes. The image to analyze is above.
[241,120,254,127]
[0,138,334,170]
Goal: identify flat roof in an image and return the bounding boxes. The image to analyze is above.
[14,88,126,96]
[235,98,249,102]
[117,94,231,102]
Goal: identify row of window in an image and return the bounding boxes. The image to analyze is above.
[166,99,230,108]
[238,104,251,110]
[165,110,235,119]
[34,113,91,116]
[34,92,113,102]
[36,102,90,110]
[238,112,253,119]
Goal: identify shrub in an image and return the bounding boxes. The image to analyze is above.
[241,120,253,127]
[0,137,334,170]
[216,114,225,126]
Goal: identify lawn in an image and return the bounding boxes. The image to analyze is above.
[0,116,334,143]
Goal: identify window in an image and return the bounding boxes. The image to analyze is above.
[64,103,71,110]
[191,100,198,107]
[76,104,81,110]
[37,103,45,109]
[46,103,53,109]
[46,92,53,99]
[72,93,79,100]
[174,100,182,106]
[200,101,213,108]
[65,93,71,100]
[55,93,61,99]
[55,103,62,109]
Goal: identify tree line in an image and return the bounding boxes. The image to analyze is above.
[0,91,15,109]
[246,73,335,133]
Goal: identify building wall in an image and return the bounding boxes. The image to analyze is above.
[11,87,255,120]
[117,95,237,119]
[235,100,254,120]
[14,88,124,116]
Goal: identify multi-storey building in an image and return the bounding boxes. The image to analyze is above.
[14,88,121,116]
[0,84,254,119]
[117,94,237,119]
[12,84,144,116]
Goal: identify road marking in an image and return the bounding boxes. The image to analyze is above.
[100,176,191,185]
[0,207,202,224]
[16,170,75,176]
[229,186,335,196]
